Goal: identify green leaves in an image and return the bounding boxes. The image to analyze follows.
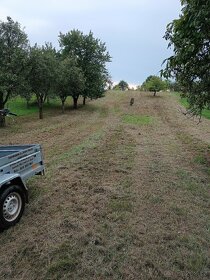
[162,0,210,115]
[28,43,58,118]
[141,76,167,93]
[0,17,29,107]
[0,17,30,126]
[56,57,85,100]
[0,18,111,122]
[59,29,111,100]
[117,81,129,91]
[29,43,57,95]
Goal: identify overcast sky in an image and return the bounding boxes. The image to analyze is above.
[0,0,182,86]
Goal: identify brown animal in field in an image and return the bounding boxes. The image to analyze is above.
[130,98,134,106]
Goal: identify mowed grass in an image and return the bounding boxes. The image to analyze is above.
[0,90,210,279]
[7,92,210,120]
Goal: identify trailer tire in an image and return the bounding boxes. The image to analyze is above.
[0,185,26,230]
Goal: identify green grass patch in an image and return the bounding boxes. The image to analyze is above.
[201,108,210,120]
[176,93,210,120]
[109,198,133,213]
[174,235,209,273]
[194,155,207,165]
[46,242,82,279]
[179,96,189,109]
[122,114,153,125]
[6,95,72,116]
[6,96,38,116]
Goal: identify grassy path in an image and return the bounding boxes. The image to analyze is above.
[0,91,210,279]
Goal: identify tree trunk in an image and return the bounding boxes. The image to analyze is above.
[0,98,5,127]
[73,97,78,109]
[62,100,65,113]
[153,90,156,97]
[39,103,43,119]
[0,114,6,127]
[83,97,85,105]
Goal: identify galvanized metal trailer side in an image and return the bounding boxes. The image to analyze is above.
[0,144,44,230]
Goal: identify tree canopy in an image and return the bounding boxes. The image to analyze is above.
[162,0,210,115]
[0,17,112,126]
[55,57,85,111]
[0,17,29,126]
[28,43,57,119]
[59,30,111,106]
[117,80,129,91]
[141,75,167,96]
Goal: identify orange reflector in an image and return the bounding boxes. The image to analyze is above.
[32,164,38,169]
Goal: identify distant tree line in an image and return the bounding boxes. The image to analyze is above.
[0,17,111,127]
[112,77,179,95]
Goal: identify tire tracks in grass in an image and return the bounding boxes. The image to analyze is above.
[120,92,210,280]
[1,91,210,279]
[43,124,137,279]
[0,109,138,280]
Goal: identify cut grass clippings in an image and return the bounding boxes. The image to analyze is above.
[51,130,104,166]
[1,91,210,280]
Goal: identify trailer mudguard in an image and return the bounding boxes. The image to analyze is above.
[0,174,28,203]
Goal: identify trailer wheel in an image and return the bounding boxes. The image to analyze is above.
[0,185,26,230]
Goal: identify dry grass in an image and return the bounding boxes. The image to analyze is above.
[0,90,210,279]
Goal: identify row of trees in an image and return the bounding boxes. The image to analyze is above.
[0,17,111,127]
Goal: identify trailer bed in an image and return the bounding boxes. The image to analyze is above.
[0,144,44,180]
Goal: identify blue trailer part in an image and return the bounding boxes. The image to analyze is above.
[0,144,45,230]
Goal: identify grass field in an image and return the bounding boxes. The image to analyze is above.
[0,90,210,280]
[7,93,210,121]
